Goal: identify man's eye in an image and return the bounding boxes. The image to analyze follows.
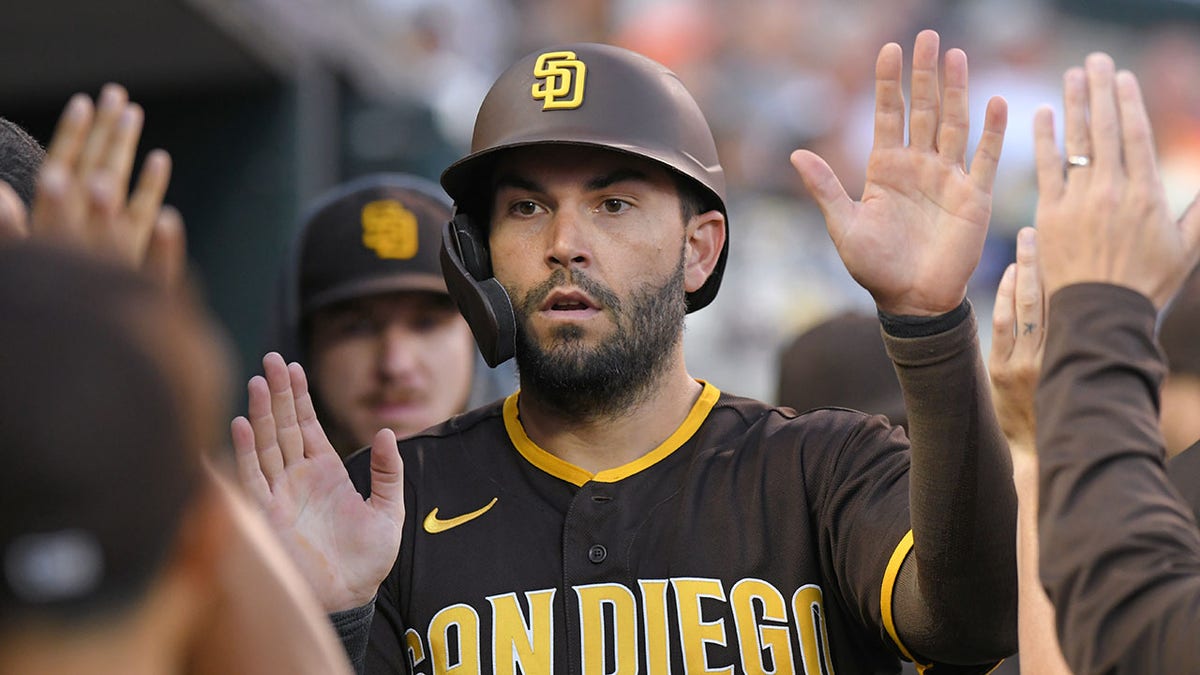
[511,201,541,216]
[600,199,629,214]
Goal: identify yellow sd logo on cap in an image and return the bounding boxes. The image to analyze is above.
[361,200,418,259]
[532,50,586,111]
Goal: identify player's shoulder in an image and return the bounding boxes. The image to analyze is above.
[710,390,891,439]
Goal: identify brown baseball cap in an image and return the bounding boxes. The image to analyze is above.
[298,174,454,315]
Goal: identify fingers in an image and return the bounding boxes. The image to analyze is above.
[1061,67,1091,182]
[990,263,1017,367]
[77,84,128,179]
[937,48,970,164]
[969,96,1008,195]
[1011,228,1044,362]
[0,181,29,240]
[246,374,286,486]
[1114,70,1157,186]
[44,94,94,167]
[1033,106,1063,199]
[789,149,854,242]
[126,149,172,257]
[872,41,906,150]
[288,361,337,460]
[263,352,306,466]
[144,205,187,288]
[1084,53,1120,181]
[907,29,941,151]
[103,104,144,200]
[232,416,272,506]
[367,428,405,525]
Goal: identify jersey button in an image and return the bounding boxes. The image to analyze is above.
[587,544,607,564]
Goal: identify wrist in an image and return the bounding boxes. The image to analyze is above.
[878,299,970,338]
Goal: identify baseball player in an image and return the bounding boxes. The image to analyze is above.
[235,31,1017,673]
[1032,53,1200,672]
[272,174,516,456]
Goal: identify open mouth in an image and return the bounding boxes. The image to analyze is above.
[542,289,600,316]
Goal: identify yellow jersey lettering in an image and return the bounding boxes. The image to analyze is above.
[638,580,672,675]
[405,628,427,670]
[488,589,555,675]
[428,603,481,674]
[729,579,795,675]
[576,582,639,675]
[792,585,836,675]
[672,577,733,674]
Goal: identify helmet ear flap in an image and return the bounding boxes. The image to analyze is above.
[439,214,516,367]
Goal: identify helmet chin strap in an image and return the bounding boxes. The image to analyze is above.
[440,216,517,368]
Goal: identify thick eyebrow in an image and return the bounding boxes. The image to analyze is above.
[586,168,649,191]
[492,174,545,195]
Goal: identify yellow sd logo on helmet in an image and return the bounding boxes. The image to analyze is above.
[531,51,586,110]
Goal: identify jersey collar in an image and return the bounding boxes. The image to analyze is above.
[503,381,721,487]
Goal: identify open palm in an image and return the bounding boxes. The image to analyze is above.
[793,30,1007,316]
[233,353,404,612]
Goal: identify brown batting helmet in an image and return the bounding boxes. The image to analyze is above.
[441,42,729,313]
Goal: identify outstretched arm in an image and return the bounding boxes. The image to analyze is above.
[1035,54,1200,673]
[793,29,1016,665]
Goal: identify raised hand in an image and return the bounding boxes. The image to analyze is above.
[988,228,1043,453]
[791,30,1008,316]
[6,84,186,287]
[1034,54,1200,309]
[232,353,405,612]
[988,229,1074,675]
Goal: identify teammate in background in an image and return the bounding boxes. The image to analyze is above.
[1033,53,1200,672]
[273,174,515,457]
[236,31,1018,673]
[776,311,907,430]
[0,244,354,675]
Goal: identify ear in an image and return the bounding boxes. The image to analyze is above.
[683,209,726,294]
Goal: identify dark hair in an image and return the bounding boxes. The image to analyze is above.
[0,117,46,208]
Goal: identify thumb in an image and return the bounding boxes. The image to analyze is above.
[790,149,854,243]
[367,428,405,525]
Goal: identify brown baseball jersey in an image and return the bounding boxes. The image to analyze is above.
[340,308,1015,674]
[1038,283,1200,673]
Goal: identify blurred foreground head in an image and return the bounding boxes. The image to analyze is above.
[0,242,231,667]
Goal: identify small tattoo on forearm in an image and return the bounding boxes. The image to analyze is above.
[1023,322,1036,335]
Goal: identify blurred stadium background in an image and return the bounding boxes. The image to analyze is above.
[2,0,1197,403]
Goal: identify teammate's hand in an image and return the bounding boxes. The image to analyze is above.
[21,84,186,287]
[791,29,1007,316]
[232,352,405,613]
[1034,54,1200,310]
[988,227,1043,455]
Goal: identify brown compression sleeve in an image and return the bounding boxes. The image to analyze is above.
[881,302,1018,665]
[1038,284,1200,673]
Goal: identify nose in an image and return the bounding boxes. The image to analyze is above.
[545,208,590,270]
[377,323,419,380]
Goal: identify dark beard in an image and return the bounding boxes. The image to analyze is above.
[512,253,687,421]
